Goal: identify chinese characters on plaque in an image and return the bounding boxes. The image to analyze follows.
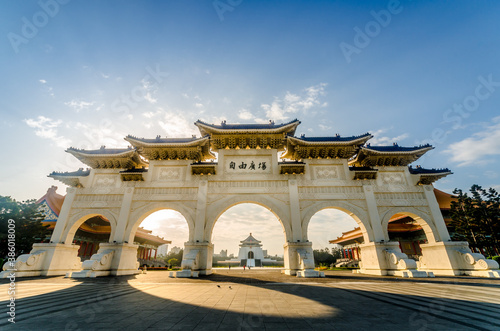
[225,157,272,174]
[229,161,267,171]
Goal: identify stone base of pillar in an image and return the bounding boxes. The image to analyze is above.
[1,243,81,278]
[175,270,200,278]
[419,241,500,278]
[359,241,429,278]
[106,243,140,276]
[296,270,325,278]
[283,242,321,277]
[180,241,214,276]
[71,248,115,278]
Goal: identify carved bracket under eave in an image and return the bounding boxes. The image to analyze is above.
[191,163,217,175]
[349,166,378,180]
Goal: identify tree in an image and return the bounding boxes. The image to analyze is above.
[313,247,340,266]
[164,249,183,266]
[0,196,50,259]
[167,258,179,267]
[450,185,500,256]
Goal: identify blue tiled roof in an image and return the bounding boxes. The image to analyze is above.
[67,146,134,154]
[363,144,433,152]
[296,132,372,142]
[195,119,300,130]
[408,166,451,174]
[49,168,90,177]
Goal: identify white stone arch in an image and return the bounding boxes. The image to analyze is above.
[301,201,372,243]
[61,209,119,244]
[125,202,196,244]
[205,195,292,243]
[380,207,439,243]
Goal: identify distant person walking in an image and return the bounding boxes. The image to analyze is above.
[243,265,246,270]
[228,265,231,270]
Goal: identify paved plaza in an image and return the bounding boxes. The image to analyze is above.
[1,269,500,330]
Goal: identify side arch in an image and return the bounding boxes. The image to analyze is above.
[301,201,373,243]
[125,201,196,244]
[380,207,440,243]
[62,209,119,244]
[204,195,292,243]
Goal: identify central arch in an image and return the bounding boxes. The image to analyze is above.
[205,195,292,242]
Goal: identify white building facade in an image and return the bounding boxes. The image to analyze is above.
[3,119,499,278]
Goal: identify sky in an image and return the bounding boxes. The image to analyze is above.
[1,1,500,255]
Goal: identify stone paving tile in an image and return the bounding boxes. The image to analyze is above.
[1,270,499,330]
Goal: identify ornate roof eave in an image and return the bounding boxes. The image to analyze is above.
[194,119,301,136]
[125,135,215,162]
[408,167,453,185]
[349,145,434,167]
[66,147,148,169]
[286,133,373,147]
[48,168,90,188]
[124,135,211,148]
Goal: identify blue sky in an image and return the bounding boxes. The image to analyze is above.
[1,1,500,254]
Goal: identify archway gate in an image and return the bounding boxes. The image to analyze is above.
[5,119,499,278]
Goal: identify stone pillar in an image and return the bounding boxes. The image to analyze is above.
[50,187,77,243]
[112,187,135,242]
[419,241,500,278]
[362,185,385,241]
[194,180,208,241]
[288,179,302,241]
[422,185,451,242]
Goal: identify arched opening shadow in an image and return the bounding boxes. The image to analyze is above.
[1,271,500,330]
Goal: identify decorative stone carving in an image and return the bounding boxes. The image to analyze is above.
[314,166,339,179]
[384,247,429,278]
[72,249,115,278]
[158,167,182,180]
[0,251,47,278]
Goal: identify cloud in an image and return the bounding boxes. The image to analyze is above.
[444,116,500,166]
[70,121,127,149]
[260,83,327,121]
[65,99,95,112]
[24,116,71,148]
[140,78,158,104]
[319,124,331,131]
[238,109,254,120]
[159,112,199,137]
[369,128,409,145]
[142,110,162,118]
[39,79,47,84]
